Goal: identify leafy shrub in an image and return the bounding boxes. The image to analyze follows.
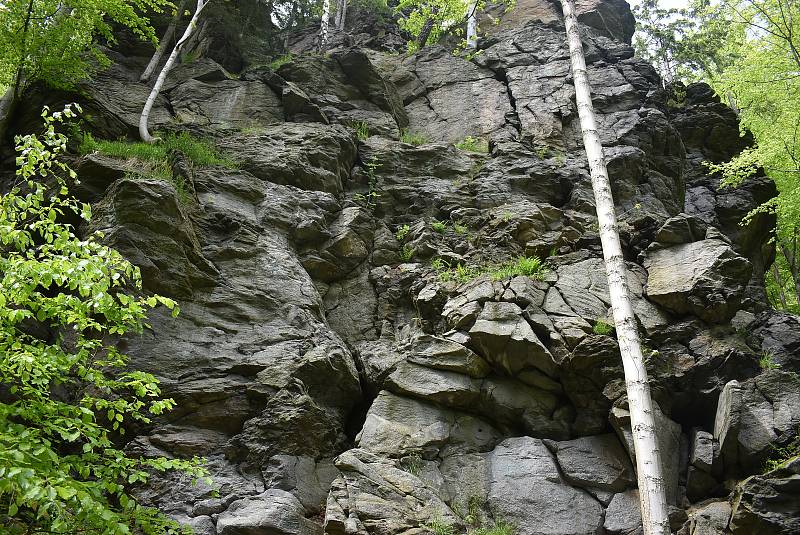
[400,129,427,146]
[400,244,415,262]
[592,320,614,336]
[0,106,206,534]
[431,219,448,233]
[455,135,489,153]
[396,224,411,242]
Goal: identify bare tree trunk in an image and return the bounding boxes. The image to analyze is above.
[0,0,34,146]
[771,262,789,309]
[141,0,188,83]
[466,0,478,49]
[139,0,210,143]
[560,1,671,534]
[336,0,348,30]
[319,0,331,47]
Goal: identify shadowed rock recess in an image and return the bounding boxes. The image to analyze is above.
[4,0,800,533]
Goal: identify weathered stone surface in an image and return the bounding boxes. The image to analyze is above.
[645,238,753,323]
[604,490,642,534]
[551,434,636,492]
[216,489,320,535]
[487,437,605,535]
[357,391,502,457]
[714,371,800,473]
[469,301,557,377]
[678,501,732,535]
[729,456,800,534]
[169,79,283,128]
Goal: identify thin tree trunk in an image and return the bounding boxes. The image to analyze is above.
[319,0,331,47]
[771,262,789,309]
[0,0,34,146]
[139,0,210,143]
[141,0,188,83]
[336,0,348,30]
[417,7,439,49]
[559,1,671,534]
[466,0,478,49]
[778,231,800,301]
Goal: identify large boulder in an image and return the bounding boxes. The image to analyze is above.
[645,237,752,323]
[729,456,800,534]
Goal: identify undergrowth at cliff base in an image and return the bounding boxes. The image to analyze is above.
[432,256,546,283]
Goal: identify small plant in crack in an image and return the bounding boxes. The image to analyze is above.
[396,224,411,242]
[424,518,455,535]
[592,320,614,336]
[400,453,424,475]
[400,244,415,262]
[760,350,780,370]
[354,157,381,211]
[431,219,448,233]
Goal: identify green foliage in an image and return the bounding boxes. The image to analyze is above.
[0,0,169,97]
[400,244,416,262]
[0,106,206,534]
[431,219,448,233]
[400,129,428,146]
[455,135,489,153]
[760,350,781,370]
[80,132,235,169]
[453,222,468,235]
[396,224,411,242]
[354,158,382,211]
[432,256,546,284]
[353,121,371,141]
[269,53,293,70]
[394,0,514,51]
[763,436,800,472]
[592,320,614,336]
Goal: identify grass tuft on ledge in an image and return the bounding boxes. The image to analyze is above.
[80,132,236,168]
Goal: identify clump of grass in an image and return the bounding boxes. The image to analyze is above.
[269,53,293,70]
[424,518,454,535]
[455,135,489,153]
[592,320,614,336]
[396,224,411,242]
[353,121,370,140]
[80,132,236,168]
[453,222,468,235]
[400,129,428,146]
[474,520,515,535]
[431,219,448,233]
[431,256,545,284]
[760,350,780,370]
[399,453,424,475]
[486,256,546,281]
[123,170,192,204]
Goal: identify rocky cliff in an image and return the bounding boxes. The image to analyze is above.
[3,0,800,534]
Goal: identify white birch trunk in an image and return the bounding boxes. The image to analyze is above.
[559,1,671,534]
[139,0,209,143]
[140,0,188,83]
[336,0,347,30]
[466,0,478,49]
[319,0,331,47]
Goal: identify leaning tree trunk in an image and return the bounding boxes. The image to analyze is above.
[559,1,671,534]
[319,0,331,47]
[140,0,188,83]
[466,0,478,49]
[139,0,209,143]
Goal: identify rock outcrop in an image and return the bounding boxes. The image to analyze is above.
[2,0,799,534]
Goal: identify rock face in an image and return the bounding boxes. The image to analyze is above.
[4,0,800,533]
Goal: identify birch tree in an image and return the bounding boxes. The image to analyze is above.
[559,1,670,534]
[139,0,210,143]
[319,0,331,47]
[140,0,188,83]
[466,0,478,48]
[335,0,348,30]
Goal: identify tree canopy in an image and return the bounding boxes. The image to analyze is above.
[635,0,800,312]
